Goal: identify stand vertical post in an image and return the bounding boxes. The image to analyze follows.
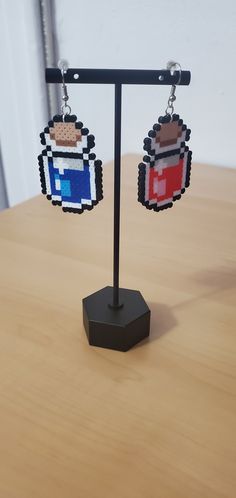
[112,83,122,308]
[83,79,150,350]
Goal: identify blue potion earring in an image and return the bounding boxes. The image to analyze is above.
[38,61,103,214]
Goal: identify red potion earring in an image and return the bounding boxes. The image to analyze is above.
[138,61,192,212]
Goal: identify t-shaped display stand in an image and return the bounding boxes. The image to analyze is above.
[46,67,191,351]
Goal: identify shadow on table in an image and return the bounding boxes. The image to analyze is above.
[175,264,236,310]
[191,264,236,291]
[134,301,177,349]
[134,264,236,350]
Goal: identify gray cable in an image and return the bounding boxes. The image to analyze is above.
[39,0,60,117]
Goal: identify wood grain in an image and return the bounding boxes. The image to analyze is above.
[0,155,235,498]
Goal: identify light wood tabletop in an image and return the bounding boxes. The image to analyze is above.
[0,155,235,498]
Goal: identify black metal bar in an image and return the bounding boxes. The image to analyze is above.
[112,83,122,308]
[46,68,191,86]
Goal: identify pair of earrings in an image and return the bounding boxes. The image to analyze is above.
[38,61,192,214]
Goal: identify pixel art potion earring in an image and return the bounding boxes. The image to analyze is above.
[38,60,103,214]
[138,61,192,212]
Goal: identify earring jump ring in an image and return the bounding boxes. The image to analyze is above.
[166,60,182,85]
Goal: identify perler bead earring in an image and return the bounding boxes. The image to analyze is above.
[38,60,103,214]
[138,61,192,212]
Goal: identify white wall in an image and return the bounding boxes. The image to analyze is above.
[0,0,49,207]
[54,0,236,168]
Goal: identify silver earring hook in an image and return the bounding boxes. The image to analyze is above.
[165,61,182,116]
[166,60,182,85]
[58,59,71,120]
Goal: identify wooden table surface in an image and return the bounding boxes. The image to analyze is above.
[0,155,235,498]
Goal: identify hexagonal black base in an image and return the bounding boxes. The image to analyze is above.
[83,286,150,352]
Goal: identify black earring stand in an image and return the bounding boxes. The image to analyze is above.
[46,67,191,351]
